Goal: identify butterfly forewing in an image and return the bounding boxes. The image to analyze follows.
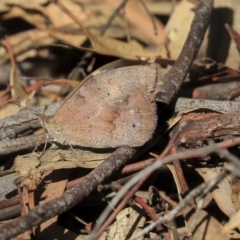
[45,65,158,148]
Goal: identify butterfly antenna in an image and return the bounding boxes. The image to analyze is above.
[68,142,78,158]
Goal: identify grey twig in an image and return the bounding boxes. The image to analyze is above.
[100,0,129,36]
[139,0,158,36]
[175,97,240,113]
[215,148,240,178]
[157,0,214,104]
[0,133,47,156]
[0,102,61,130]
[0,146,136,240]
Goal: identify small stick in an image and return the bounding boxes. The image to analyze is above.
[100,0,129,36]
[157,0,213,104]
[139,0,158,36]
[175,97,240,113]
[0,134,46,156]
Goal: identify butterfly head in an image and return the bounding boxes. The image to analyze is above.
[39,115,66,145]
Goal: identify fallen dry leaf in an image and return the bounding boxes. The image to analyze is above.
[99,205,146,240]
[195,165,237,218]
[21,169,78,240]
[49,30,87,49]
[164,0,195,59]
[44,1,86,28]
[100,0,168,46]
[0,30,54,65]
[187,209,229,240]
[0,0,48,12]
[14,146,110,190]
[222,209,240,235]
[63,32,162,61]
[2,6,48,30]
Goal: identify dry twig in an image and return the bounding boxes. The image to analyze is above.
[158,0,213,104]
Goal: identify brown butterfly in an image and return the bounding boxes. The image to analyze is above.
[42,61,159,148]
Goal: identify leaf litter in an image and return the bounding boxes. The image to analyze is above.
[0,0,240,239]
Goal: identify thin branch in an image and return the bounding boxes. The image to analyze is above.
[175,97,240,113]
[0,133,46,156]
[100,0,129,35]
[139,0,158,36]
[157,0,214,104]
[0,102,61,131]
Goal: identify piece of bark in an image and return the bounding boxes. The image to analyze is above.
[192,80,240,100]
[0,173,19,201]
[173,112,240,147]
